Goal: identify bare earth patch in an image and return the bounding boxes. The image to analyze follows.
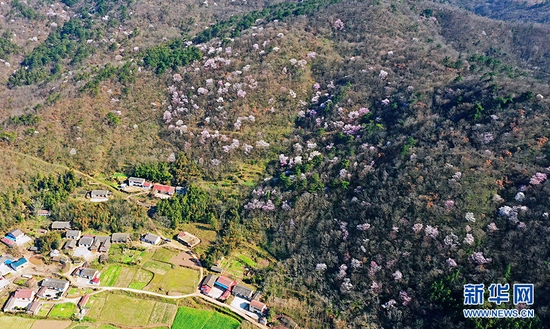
[170,252,200,269]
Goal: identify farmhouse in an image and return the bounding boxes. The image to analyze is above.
[78,236,94,248]
[10,257,29,271]
[64,239,77,250]
[26,301,42,315]
[0,255,15,275]
[91,236,111,252]
[152,184,175,198]
[1,237,16,248]
[66,230,82,240]
[142,233,161,245]
[249,300,267,314]
[231,284,255,300]
[51,221,71,230]
[3,289,36,313]
[200,274,218,294]
[78,268,99,280]
[89,190,110,198]
[176,231,200,248]
[111,233,130,243]
[36,210,51,217]
[7,229,26,244]
[128,177,146,187]
[215,276,236,300]
[78,295,90,309]
[39,278,70,299]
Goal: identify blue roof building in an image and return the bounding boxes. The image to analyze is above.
[10,257,28,271]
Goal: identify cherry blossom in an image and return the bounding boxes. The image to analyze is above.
[530,172,547,185]
[470,252,491,265]
[333,19,345,30]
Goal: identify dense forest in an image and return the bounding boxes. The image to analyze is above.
[1,0,550,328]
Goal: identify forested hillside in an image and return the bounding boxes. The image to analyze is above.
[1,0,550,328]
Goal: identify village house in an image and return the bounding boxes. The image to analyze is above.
[152,184,175,198]
[36,210,51,217]
[39,278,70,299]
[89,190,111,199]
[200,274,218,295]
[51,221,71,230]
[249,300,267,314]
[63,239,77,250]
[3,289,36,313]
[1,236,16,248]
[0,255,15,275]
[78,236,94,248]
[75,267,100,285]
[142,233,161,245]
[176,231,200,248]
[215,276,236,300]
[26,301,42,315]
[111,233,130,243]
[91,236,111,253]
[128,177,146,187]
[66,230,81,240]
[10,257,29,271]
[231,284,255,300]
[78,295,90,310]
[7,229,27,245]
[78,268,99,280]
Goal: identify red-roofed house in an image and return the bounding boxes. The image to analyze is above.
[1,237,15,247]
[13,289,35,300]
[152,184,175,198]
[249,300,267,314]
[215,276,236,290]
[78,295,90,309]
[4,289,36,313]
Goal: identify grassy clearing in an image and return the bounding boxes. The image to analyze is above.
[48,303,76,319]
[143,260,172,275]
[152,248,176,263]
[0,316,35,329]
[171,307,241,329]
[101,265,121,286]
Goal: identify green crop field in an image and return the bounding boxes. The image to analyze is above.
[101,265,121,286]
[171,307,241,329]
[48,303,76,319]
[202,313,241,329]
